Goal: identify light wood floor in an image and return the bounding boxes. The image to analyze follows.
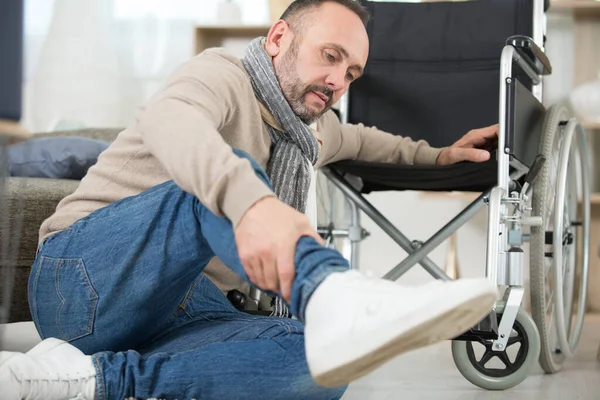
[343,314,600,400]
[2,316,598,399]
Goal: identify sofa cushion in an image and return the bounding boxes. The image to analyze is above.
[9,136,110,180]
[35,127,123,143]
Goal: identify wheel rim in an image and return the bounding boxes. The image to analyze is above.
[551,119,575,357]
[539,113,565,364]
[531,104,591,373]
[562,142,578,336]
[570,125,591,350]
[451,305,540,390]
[544,119,590,359]
[465,317,530,378]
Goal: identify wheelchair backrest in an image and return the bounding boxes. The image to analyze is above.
[0,0,24,122]
[349,0,535,148]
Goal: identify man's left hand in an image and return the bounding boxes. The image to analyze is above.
[436,124,498,166]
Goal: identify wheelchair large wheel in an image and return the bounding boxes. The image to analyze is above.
[529,103,591,373]
[451,303,540,390]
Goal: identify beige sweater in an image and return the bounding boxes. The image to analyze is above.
[39,48,442,294]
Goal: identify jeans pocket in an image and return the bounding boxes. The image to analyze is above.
[30,256,99,342]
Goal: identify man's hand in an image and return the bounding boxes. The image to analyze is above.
[234,196,323,303]
[436,124,498,166]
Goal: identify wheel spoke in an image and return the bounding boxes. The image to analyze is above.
[547,194,556,219]
[544,259,552,277]
[547,301,555,333]
[497,350,513,368]
[546,281,554,314]
[507,335,522,347]
[479,347,495,366]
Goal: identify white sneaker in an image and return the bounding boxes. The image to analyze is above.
[304,271,497,387]
[0,338,96,400]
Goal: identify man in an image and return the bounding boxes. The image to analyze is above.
[0,1,499,399]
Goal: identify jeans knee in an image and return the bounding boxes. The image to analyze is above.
[231,148,271,188]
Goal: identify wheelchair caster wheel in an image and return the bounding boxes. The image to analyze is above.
[451,304,540,390]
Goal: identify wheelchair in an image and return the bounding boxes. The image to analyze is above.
[318,0,591,391]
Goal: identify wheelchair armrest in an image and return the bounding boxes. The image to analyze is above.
[506,35,552,76]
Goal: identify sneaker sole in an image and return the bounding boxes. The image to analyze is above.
[312,285,496,387]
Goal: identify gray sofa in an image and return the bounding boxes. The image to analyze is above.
[0,127,121,323]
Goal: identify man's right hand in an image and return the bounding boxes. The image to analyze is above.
[234,196,323,303]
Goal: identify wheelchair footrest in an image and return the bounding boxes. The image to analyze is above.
[452,310,499,342]
[453,329,498,343]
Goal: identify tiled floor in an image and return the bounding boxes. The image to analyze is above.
[342,314,600,400]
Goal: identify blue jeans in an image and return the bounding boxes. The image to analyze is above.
[28,149,349,400]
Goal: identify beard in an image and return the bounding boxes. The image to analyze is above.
[276,38,334,125]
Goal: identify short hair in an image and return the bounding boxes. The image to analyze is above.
[280,0,370,29]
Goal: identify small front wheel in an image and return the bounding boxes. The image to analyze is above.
[451,304,540,390]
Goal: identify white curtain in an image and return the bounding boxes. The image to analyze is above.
[22,0,270,133]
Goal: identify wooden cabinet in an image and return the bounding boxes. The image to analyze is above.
[194,25,270,55]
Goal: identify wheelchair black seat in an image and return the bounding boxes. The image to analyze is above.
[329,157,497,194]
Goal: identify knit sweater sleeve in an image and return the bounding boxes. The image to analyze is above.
[136,51,274,226]
[316,111,442,167]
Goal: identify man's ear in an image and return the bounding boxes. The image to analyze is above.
[265,20,291,57]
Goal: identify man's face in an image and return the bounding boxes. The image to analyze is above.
[268,2,369,124]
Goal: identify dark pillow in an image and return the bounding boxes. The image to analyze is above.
[8,136,110,180]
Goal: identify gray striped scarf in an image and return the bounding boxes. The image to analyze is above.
[242,37,320,318]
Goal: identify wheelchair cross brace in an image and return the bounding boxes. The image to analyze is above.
[321,166,485,281]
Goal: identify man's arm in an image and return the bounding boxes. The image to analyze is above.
[342,122,442,164]
[316,111,496,167]
[135,52,274,227]
[316,111,442,167]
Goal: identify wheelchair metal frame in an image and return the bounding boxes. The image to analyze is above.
[320,0,549,352]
